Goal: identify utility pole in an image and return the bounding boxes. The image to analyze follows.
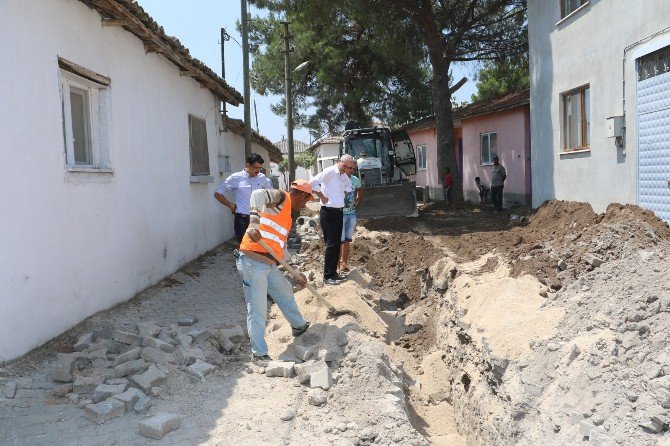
[220,28,229,131]
[241,0,252,157]
[281,16,295,183]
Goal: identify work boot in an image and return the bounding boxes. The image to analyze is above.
[291,322,310,337]
[251,354,272,367]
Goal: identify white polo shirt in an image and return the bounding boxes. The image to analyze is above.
[309,164,353,209]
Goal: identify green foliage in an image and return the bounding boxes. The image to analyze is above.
[472,54,529,102]
[246,0,433,137]
[295,151,316,169]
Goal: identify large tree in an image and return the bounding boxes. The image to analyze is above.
[393,0,526,201]
[247,0,434,138]
[472,53,529,102]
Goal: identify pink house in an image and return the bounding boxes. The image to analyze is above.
[403,89,531,207]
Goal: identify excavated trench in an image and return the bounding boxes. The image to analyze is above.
[297,201,670,446]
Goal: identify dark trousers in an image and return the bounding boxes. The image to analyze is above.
[319,206,343,280]
[491,186,504,210]
[234,213,250,243]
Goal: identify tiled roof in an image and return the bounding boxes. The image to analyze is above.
[225,118,283,163]
[78,0,243,105]
[400,88,530,132]
[274,139,311,155]
[309,135,343,150]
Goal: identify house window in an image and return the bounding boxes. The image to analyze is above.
[189,114,210,176]
[561,85,590,151]
[416,145,427,170]
[561,0,587,18]
[480,132,497,165]
[59,59,111,170]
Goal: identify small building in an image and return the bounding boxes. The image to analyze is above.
[0,0,272,361]
[270,138,313,189]
[310,135,344,173]
[403,89,531,207]
[528,0,670,220]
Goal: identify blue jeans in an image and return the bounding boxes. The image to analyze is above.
[236,254,307,356]
[341,213,357,242]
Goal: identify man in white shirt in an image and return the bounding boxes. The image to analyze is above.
[309,155,355,285]
[214,153,273,243]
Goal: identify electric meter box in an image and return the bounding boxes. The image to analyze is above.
[606,116,624,138]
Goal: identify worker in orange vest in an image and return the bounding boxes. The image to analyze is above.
[237,179,314,366]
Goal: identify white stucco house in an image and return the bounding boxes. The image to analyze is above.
[0,0,280,362]
[310,135,343,174]
[528,1,670,222]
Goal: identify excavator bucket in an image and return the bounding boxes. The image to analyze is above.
[356,181,418,218]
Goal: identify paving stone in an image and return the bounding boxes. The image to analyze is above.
[188,329,210,344]
[87,348,107,360]
[310,363,333,390]
[129,365,167,392]
[113,346,141,366]
[105,377,129,386]
[92,327,113,341]
[318,348,342,362]
[74,333,94,352]
[175,333,193,348]
[185,359,217,380]
[112,330,140,345]
[174,346,204,365]
[140,347,176,364]
[92,383,128,403]
[73,376,103,394]
[138,411,181,439]
[111,388,145,411]
[3,381,17,398]
[583,253,604,267]
[51,353,81,382]
[294,344,314,361]
[266,361,295,378]
[220,325,245,342]
[177,314,198,326]
[219,337,235,352]
[134,394,152,413]
[142,336,175,352]
[84,398,126,424]
[157,329,178,347]
[113,358,148,378]
[16,377,34,389]
[136,322,161,337]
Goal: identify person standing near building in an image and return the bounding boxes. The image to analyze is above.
[490,155,507,211]
[338,171,362,274]
[443,167,454,205]
[237,180,315,366]
[214,153,273,243]
[309,155,355,285]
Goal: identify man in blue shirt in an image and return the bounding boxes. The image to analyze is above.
[214,153,273,243]
[339,173,362,274]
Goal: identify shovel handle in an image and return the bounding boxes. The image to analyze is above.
[255,239,337,312]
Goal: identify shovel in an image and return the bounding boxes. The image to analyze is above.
[256,239,354,318]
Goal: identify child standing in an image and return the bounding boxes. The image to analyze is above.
[475,176,489,204]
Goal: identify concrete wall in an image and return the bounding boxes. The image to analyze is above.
[461,106,531,206]
[0,0,240,361]
[408,127,461,200]
[528,0,670,211]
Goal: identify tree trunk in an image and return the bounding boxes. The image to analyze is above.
[429,53,462,202]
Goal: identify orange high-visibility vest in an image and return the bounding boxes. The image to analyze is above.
[240,192,292,259]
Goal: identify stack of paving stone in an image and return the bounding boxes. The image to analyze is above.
[48,316,246,437]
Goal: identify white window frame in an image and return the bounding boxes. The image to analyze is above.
[480,132,497,165]
[416,144,427,170]
[60,68,112,172]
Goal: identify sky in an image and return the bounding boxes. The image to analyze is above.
[137,0,478,145]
